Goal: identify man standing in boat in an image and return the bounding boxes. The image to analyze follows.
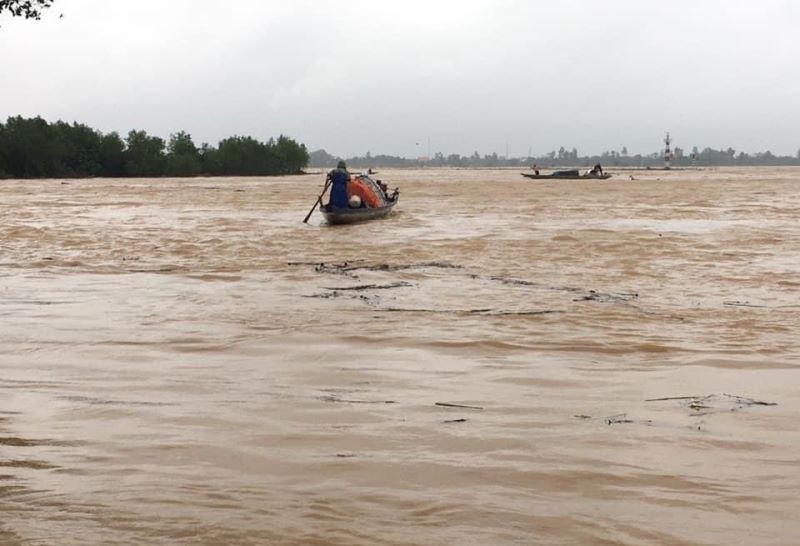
[327,160,350,209]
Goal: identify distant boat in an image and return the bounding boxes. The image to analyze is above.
[321,190,399,225]
[521,170,611,180]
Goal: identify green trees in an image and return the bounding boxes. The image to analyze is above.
[124,130,165,177]
[53,121,103,177]
[99,132,126,177]
[216,136,269,175]
[210,134,309,176]
[273,135,309,175]
[166,131,201,177]
[0,0,54,20]
[0,116,55,177]
[0,116,309,178]
[0,117,129,177]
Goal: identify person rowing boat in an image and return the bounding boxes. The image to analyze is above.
[326,160,350,208]
[303,160,400,224]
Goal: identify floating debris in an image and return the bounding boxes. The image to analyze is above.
[298,262,640,314]
[722,393,777,406]
[436,402,483,410]
[383,308,491,314]
[307,261,461,278]
[287,260,363,267]
[471,274,541,288]
[645,393,777,416]
[645,396,700,402]
[321,282,412,291]
[574,414,652,426]
[481,309,563,317]
[382,307,559,316]
[346,262,462,273]
[575,289,639,303]
[302,291,342,299]
[605,413,634,425]
[320,395,396,405]
[314,262,359,277]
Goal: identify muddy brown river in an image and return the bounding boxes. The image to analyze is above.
[1,167,799,545]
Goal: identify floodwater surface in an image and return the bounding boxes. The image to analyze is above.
[1,167,799,545]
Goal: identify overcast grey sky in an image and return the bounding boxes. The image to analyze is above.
[2,0,799,157]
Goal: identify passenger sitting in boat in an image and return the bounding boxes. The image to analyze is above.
[589,163,604,177]
[376,179,389,198]
[327,160,350,208]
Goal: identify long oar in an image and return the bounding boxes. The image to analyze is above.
[303,178,331,223]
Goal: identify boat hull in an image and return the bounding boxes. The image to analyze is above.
[521,173,612,180]
[321,198,398,225]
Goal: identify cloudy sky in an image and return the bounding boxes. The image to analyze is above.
[2,0,799,157]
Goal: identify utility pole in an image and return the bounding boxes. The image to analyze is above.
[664,132,673,170]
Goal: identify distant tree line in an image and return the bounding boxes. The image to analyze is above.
[0,116,309,178]
[310,145,800,169]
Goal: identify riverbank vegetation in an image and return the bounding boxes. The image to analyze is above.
[0,0,54,20]
[0,116,309,179]
[310,146,800,169]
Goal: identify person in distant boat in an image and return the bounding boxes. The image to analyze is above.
[327,160,350,208]
[531,163,540,175]
[589,164,604,177]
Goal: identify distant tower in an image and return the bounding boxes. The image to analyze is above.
[664,132,673,169]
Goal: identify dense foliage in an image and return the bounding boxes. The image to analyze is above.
[0,116,309,178]
[310,146,800,169]
[0,0,53,19]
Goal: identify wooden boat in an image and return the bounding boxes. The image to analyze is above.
[321,191,399,225]
[521,172,612,180]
